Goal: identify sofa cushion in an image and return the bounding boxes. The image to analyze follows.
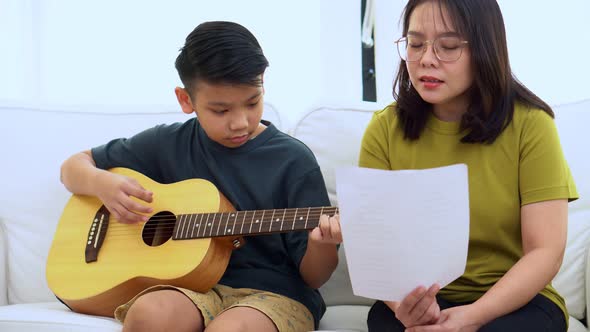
[0,104,280,304]
[552,99,590,321]
[553,209,590,320]
[569,316,589,332]
[316,305,370,332]
[319,246,374,307]
[293,107,377,308]
[0,302,121,332]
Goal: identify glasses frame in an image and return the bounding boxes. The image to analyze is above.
[395,36,469,63]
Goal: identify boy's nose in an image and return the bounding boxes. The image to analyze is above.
[229,113,248,131]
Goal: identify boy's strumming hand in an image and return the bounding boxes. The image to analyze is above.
[94,171,153,224]
[309,214,342,244]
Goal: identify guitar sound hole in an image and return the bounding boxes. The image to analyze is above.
[142,211,175,247]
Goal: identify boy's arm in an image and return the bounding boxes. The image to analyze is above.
[61,150,108,195]
[299,214,341,289]
[284,163,339,289]
[60,150,153,223]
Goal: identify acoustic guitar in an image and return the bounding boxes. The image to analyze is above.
[46,167,337,317]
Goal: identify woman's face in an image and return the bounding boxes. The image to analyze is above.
[406,2,474,120]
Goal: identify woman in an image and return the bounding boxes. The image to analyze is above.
[360,1,578,331]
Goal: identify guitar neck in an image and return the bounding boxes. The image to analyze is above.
[172,206,338,240]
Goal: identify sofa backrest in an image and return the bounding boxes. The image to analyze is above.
[292,106,377,306]
[0,104,280,304]
[292,107,377,207]
[0,219,7,305]
[549,99,590,321]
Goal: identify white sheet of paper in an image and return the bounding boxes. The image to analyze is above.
[335,164,470,302]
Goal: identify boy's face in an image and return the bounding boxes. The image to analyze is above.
[176,79,265,148]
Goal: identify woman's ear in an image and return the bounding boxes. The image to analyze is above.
[175,87,195,115]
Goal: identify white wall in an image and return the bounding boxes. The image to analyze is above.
[1,0,321,127]
[0,0,29,103]
[363,0,590,109]
[0,0,588,126]
[498,0,590,106]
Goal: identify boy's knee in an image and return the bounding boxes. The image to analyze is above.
[122,295,166,332]
[206,319,248,332]
[123,290,193,332]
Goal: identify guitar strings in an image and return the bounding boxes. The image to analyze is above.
[91,210,339,238]
[97,207,337,221]
[104,210,338,234]
[104,207,338,224]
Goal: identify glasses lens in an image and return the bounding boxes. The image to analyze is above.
[434,36,464,62]
[398,37,424,62]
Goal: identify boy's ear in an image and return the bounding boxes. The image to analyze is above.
[175,87,195,115]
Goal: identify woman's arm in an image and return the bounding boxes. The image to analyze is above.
[416,199,567,332]
[409,199,568,332]
[469,199,568,324]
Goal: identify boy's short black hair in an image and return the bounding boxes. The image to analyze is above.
[175,21,269,92]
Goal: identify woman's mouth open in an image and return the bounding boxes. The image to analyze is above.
[420,76,444,89]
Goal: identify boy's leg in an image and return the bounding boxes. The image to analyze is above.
[206,306,279,332]
[206,285,315,332]
[114,285,224,332]
[121,289,204,332]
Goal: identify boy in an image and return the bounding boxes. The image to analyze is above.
[60,21,341,332]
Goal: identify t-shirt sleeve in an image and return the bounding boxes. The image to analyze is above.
[91,125,162,179]
[359,111,391,170]
[519,111,578,205]
[282,167,331,271]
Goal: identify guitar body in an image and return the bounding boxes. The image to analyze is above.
[46,168,236,317]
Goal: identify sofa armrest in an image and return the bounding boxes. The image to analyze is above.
[0,219,7,305]
[553,209,590,324]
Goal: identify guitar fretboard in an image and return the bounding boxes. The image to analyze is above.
[172,207,338,240]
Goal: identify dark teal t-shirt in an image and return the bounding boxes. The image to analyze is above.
[91,118,331,327]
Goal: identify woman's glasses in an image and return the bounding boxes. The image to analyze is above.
[395,36,469,63]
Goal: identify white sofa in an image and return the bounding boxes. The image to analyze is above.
[0,100,589,331]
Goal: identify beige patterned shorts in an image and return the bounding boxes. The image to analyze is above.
[114,284,315,332]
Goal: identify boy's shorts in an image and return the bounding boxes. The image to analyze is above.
[114,284,315,332]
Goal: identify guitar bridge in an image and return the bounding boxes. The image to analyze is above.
[85,205,110,263]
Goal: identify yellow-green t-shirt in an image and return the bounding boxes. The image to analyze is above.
[358,103,578,320]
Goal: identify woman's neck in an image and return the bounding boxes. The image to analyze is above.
[432,100,469,122]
